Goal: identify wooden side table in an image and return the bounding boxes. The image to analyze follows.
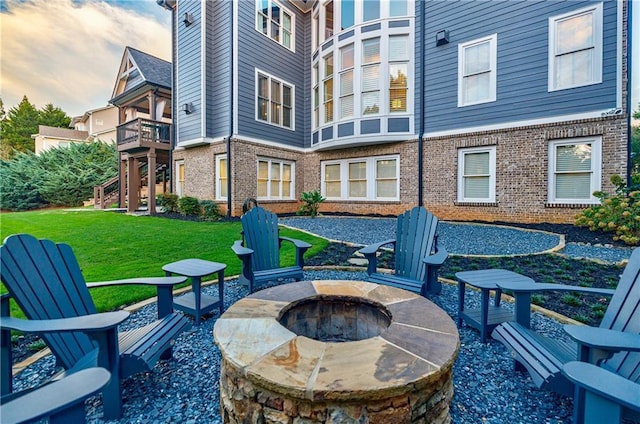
[455,269,534,343]
[162,258,226,325]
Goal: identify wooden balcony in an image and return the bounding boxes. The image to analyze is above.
[117,119,171,153]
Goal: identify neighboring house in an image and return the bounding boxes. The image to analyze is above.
[156,0,630,223]
[109,46,173,213]
[32,125,89,155]
[70,105,119,143]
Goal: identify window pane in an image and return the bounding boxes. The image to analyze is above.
[349,162,366,179]
[271,163,281,180]
[258,181,268,197]
[557,13,593,54]
[283,163,291,181]
[389,64,407,112]
[389,36,408,61]
[389,0,407,17]
[363,0,379,22]
[556,50,593,87]
[326,181,341,197]
[340,95,354,118]
[325,1,334,39]
[464,42,490,75]
[220,181,228,197]
[362,38,380,64]
[271,3,280,23]
[377,180,397,197]
[282,181,291,197]
[259,14,268,35]
[283,106,291,128]
[283,30,291,49]
[258,161,269,179]
[258,75,268,97]
[464,176,490,198]
[324,55,334,74]
[341,0,354,29]
[326,163,341,180]
[258,99,268,121]
[349,181,367,197]
[283,12,291,31]
[556,144,592,172]
[362,64,379,90]
[219,158,227,178]
[362,92,379,115]
[283,85,292,107]
[376,159,396,178]
[340,71,353,95]
[464,152,490,175]
[556,173,591,199]
[341,44,354,70]
[463,72,490,104]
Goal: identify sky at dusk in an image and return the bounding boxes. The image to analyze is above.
[0,0,638,119]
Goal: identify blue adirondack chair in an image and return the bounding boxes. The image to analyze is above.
[359,206,448,296]
[492,247,640,424]
[232,206,311,293]
[0,362,110,424]
[0,234,192,420]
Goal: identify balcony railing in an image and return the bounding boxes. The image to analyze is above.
[117,118,171,150]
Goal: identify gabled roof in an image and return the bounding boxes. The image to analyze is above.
[110,46,171,104]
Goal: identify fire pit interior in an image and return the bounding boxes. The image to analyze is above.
[214,280,460,424]
[278,296,391,342]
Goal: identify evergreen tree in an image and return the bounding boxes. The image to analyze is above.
[0,96,39,158]
[632,104,639,176]
[39,103,71,128]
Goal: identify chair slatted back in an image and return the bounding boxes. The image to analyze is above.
[394,207,438,281]
[1,234,96,369]
[601,247,640,383]
[241,207,280,271]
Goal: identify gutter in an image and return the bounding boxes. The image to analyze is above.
[226,1,234,217]
[626,0,633,186]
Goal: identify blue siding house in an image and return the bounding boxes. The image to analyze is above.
[157,0,630,223]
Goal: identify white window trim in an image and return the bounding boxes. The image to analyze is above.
[215,155,227,201]
[320,155,400,201]
[548,137,602,204]
[255,69,295,130]
[548,3,603,92]
[256,158,295,200]
[457,34,498,107]
[457,146,496,203]
[255,0,295,52]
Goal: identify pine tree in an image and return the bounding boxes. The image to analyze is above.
[0,96,39,159]
[39,103,71,128]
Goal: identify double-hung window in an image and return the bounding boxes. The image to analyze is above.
[389,35,409,112]
[458,34,497,106]
[256,0,294,50]
[457,147,496,202]
[548,4,602,91]
[175,160,185,197]
[256,71,294,130]
[362,38,381,115]
[321,156,399,201]
[548,138,601,204]
[313,64,320,128]
[325,1,334,40]
[257,158,294,200]
[216,155,227,200]
[339,44,354,119]
[323,55,334,123]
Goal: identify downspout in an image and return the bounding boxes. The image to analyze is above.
[626,0,633,186]
[170,8,176,193]
[226,0,234,217]
[417,0,426,206]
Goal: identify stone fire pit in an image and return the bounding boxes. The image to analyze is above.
[213,280,460,423]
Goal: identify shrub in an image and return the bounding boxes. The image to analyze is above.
[297,189,325,217]
[0,151,47,211]
[575,175,640,245]
[200,200,221,221]
[157,193,179,213]
[178,196,200,216]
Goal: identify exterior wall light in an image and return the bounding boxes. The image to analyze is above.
[436,30,449,46]
[182,103,193,114]
[183,13,194,27]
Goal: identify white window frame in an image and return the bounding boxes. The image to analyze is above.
[457,34,497,107]
[457,146,496,203]
[175,160,185,197]
[548,137,602,204]
[255,0,295,51]
[215,155,227,201]
[257,158,295,200]
[255,69,295,130]
[548,3,602,92]
[320,155,399,201]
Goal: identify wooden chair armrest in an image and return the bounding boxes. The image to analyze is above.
[232,240,253,257]
[423,247,448,265]
[279,236,312,250]
[563,361,640,412]
[358,239,396,256]
[564,325,640,363]
[0,367,111,424]
[0,311,129,334]
[86,276,187,288]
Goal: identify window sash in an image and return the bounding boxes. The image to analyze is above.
[256,72,293,129]
[363,0,379,22]
[216,157,227,199]
[458,35,496,106]
[256,0,293,50]
[322,156,399,201]
[257,159,294,199]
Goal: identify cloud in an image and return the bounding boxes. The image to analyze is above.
[0,0,171,117]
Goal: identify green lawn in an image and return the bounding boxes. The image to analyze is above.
[0,209,328,314]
